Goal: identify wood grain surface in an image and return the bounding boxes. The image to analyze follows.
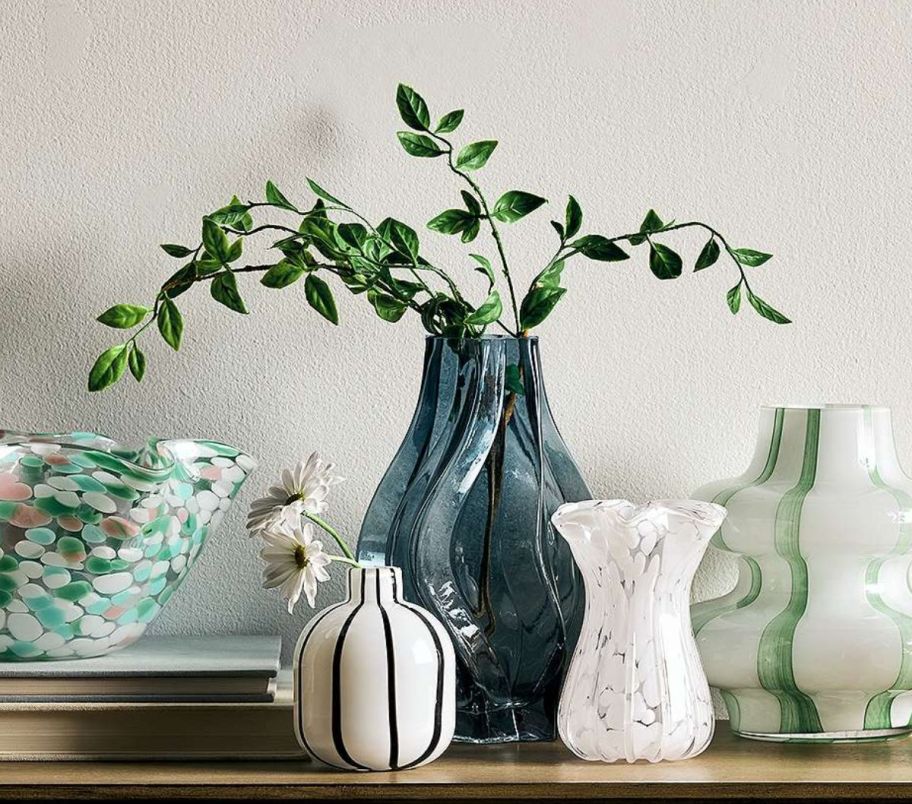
[1,724,911,800]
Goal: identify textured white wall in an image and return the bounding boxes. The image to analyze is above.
[1,0,911,684]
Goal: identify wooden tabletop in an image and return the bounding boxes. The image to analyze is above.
[1,725,911,800]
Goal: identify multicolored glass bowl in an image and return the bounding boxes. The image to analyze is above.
[0,431,254,660]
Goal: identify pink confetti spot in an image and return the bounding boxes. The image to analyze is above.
[177,509,188,523]
[200,467,222,480]
[45,455,70,466]
[10,504,52,528]
[104,606,125,621]
[100,516,140,539]
[58,516,84,532]
[0,472,31,502]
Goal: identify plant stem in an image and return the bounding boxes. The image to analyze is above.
[225,224,300,238]
[563,220,754,294]
[303,512,357,562]
[429,133,521,335]
[328,554,362,567]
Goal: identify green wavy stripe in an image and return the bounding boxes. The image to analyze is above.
[693,556,762,635]
[757,409,822,734]
[862,408,912,729]
[720,690,742,732]
[691,409,784,636]
[710,408,785,549]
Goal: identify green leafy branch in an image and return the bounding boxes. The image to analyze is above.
[88,83,789,391]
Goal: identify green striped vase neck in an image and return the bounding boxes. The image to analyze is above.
[747,406,899,484]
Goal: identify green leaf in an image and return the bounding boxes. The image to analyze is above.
[520,286,567,330]
[455,140,498,171]
[261,261,306,289]
[227,238,243,263]
[551,221,565,240]
[88,344,129,392]
[427,208,475,235]
[464,290,503,326]
[195,258,221,276]
[694,237,720,271]
[396,84,431,131]
[368,289,407,323]
[733,248,773,267]
[565,196,582,239]
[338,271,371,294]
[491,191,547,223]
[128,343,146,382]
[265,180,296,212]
[388,277,424,300]
[201,218,230,263]
[461,218,480,243]
[535,259,565,289]
[208,202,252,228]
[470,254,495,289]
[640,209,665,233]
[298,218,340,262]
[206,195,253,232]
[573,235,629,262]
[336,223,368,251]
[727,283,742,314]
[389,220,420,263]
[648,242,683,279]
[96,304,151,329]
[435,109,464,134]
[165,263,197,298]
[747,290,791,324]
[305,274,339,324]
[460,190,481,215]
[397,131,443,158]
[306,178,348,208]
[505,364,526,396]
[298,218,337,251]
[160,244,193,258]
[157,297,184,350]
[210,272,248,314]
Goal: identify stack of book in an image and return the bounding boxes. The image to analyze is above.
[0,635,303,760]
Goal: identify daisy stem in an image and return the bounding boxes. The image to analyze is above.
[304,513,357,562]
[328,554,362,567]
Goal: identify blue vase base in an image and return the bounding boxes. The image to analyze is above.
[454,702,556,744]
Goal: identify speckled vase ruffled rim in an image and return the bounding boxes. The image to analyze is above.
[552,499,727,531]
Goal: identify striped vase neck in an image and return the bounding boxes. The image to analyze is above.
[749,405,900,484]
[347,567,403,604]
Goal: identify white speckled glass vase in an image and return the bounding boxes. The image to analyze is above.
[552,500,726,763]
[693,405,912,742]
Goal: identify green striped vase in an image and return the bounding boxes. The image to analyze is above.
[693,405,912,742]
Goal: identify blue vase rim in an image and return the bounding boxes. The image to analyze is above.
[424,334,538,343]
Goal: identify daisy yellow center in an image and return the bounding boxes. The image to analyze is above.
[293,545,309,569]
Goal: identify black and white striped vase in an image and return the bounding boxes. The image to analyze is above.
[293,566,455,771]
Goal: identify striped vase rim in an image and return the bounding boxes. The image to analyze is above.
[760,403,889,412]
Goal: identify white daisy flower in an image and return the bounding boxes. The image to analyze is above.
[260,519,332,612]
[246,451,343,535]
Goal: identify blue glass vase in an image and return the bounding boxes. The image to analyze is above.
[357,336,590,743]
